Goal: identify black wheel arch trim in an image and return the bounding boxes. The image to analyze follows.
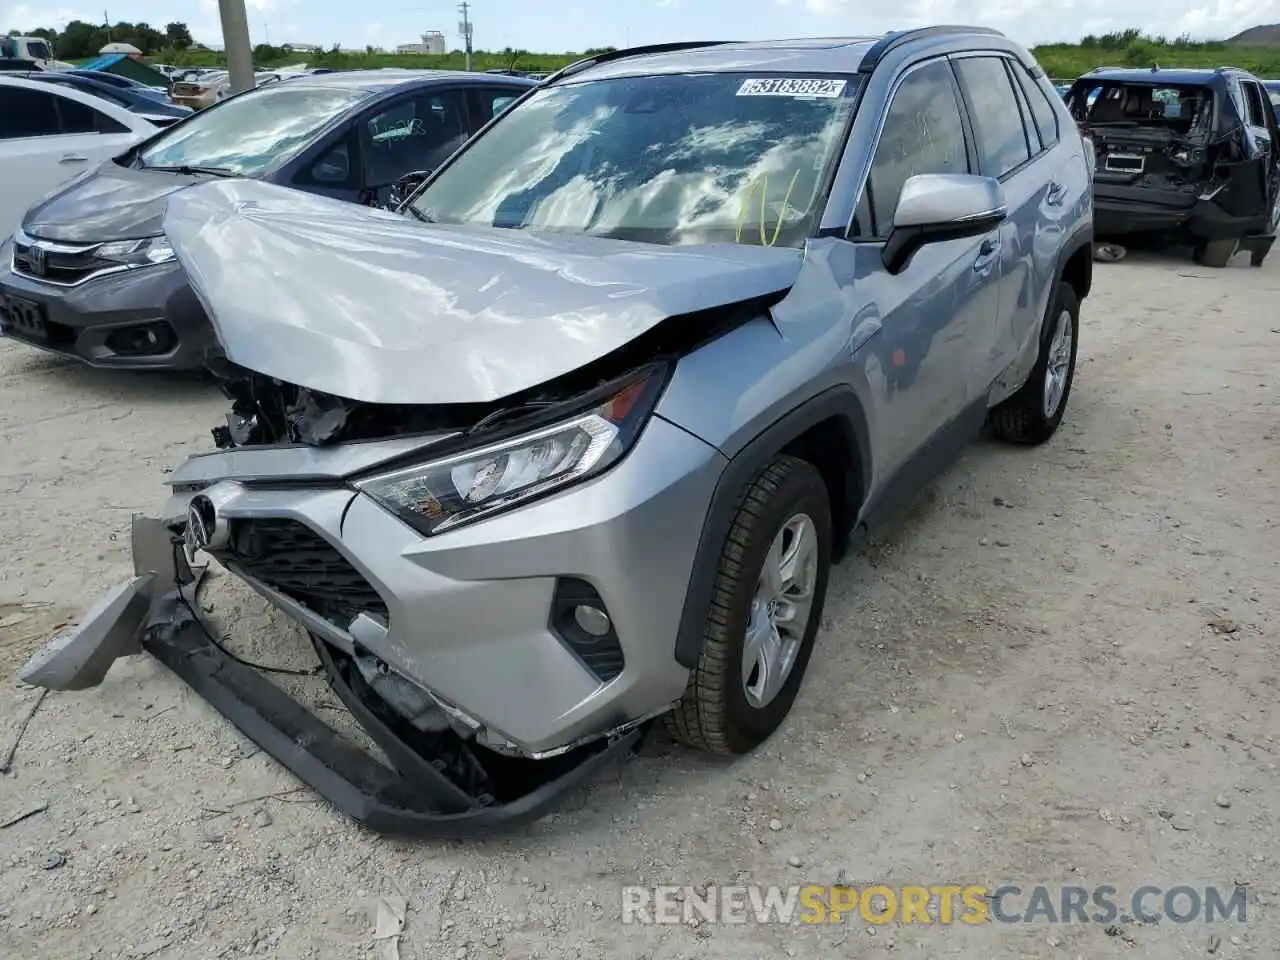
[1058,222,1094,297]
[673,386,871,669]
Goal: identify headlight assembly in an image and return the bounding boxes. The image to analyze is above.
[356,364,669,536]
[96,236,176,267]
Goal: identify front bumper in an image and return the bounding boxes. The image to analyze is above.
[0,254,214,371]
[18,417,724,831]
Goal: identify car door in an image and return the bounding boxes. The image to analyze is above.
[841,56,1001,482]
[950,54,1055,398]
[46,85,143,168]
[1239,79,1280,225]
[356,88,472,208]
[0,84,134,238]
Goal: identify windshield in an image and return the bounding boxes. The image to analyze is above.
[137,83,369,176]
[410,72,858,247]
[28,41,52,60]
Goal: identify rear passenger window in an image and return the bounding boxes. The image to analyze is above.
[56,95,129,135]
[955,56,1032,178]
[0,87,60,138]
[1241,81,1268,127]
[851,59,969,240]
[1014,67,1060,149]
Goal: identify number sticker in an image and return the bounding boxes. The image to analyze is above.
[735,77,848,98]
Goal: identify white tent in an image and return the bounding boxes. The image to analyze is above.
[99,42,143,55]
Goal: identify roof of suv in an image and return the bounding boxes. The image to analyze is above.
[554,28,1014,82]
[1076,66,1255,87]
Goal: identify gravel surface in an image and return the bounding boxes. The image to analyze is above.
[1,248,1277,959]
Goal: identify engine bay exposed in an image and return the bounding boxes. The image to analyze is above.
[204,291,786,450]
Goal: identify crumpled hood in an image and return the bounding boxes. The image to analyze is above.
[163,179,804,405]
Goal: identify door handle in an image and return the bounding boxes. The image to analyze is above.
[973,237,1000,272]
[59,154,88,164]
[1046,182,1067,206]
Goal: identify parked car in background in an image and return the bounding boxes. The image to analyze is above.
[15,71,193,126]
[0,75,158,240]
[66,69,172,105]
[17,30,1094,834]
[1264,79,1280,121]
[169,71,227,109]
[0,70,536,370]
[214,70,309,102]
[1067,66,1280,266]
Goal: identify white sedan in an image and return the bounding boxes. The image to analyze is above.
[0,75,159,239]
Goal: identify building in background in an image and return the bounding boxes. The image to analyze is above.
[395,31,447,55]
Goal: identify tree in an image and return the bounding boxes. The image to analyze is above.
[165,22,193,50]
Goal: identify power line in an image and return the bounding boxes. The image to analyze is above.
[458,1,473,71]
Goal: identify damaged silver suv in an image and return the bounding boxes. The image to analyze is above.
[21,29,1094,835]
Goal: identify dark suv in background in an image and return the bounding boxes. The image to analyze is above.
[1067,66,1280,266]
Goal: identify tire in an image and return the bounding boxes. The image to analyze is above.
[1251,247,1269,268]
[1195,238,1238,268]
[990,281,1080,446]
[666,455,832,756]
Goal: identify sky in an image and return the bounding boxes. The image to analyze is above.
[4,0,1280,54]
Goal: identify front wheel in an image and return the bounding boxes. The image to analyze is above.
[666,456,832,756]
[990,281,1080,445]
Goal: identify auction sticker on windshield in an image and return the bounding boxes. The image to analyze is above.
[736,78,847,98]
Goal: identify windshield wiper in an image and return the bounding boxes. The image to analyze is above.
[404,205,435,223]
[140,163,237,177]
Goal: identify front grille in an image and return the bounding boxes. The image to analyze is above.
[212,518,388,628]
[12,236,119,286]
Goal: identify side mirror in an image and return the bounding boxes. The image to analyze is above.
[881,174,1007,275]
[387,169,432,210]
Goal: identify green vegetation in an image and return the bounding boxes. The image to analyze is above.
[9,22,1280,81]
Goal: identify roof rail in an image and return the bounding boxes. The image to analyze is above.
[857,25,1004,74]
[544,40,733,85]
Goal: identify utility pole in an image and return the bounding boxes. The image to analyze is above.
[218,0,255,94]
[458,2,473,71]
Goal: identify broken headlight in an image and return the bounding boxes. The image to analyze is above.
[356,364,669,536]
[96,236,176,267]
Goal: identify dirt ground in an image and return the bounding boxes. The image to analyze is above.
[1,247,1277,960]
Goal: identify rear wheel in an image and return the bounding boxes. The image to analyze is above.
[666,456,832,756]
[991,281,1079,446]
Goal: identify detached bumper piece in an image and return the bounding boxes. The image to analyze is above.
[18,515,642,838]
[144,593,640,837]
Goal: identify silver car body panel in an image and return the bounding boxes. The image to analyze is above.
[163,178,805,405]
[155,415,724,755]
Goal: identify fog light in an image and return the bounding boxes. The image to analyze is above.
[573,604,611,638]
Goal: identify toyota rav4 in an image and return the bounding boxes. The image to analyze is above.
[20,28,1093,835]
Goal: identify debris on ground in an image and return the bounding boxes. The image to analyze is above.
[1094,242,1127,262]
[0,688,48,774]
[0,801,48,829]
[371,895,407,960]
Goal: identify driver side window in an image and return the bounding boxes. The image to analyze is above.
[360,91,468,189]
[850,59,970,240]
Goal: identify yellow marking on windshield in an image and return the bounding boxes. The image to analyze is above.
[736,169,803,246]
